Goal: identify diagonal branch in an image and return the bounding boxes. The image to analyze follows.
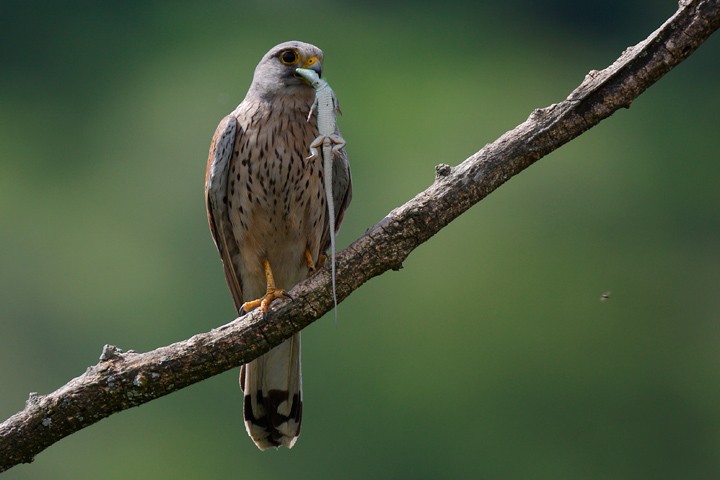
[2,0,719,472]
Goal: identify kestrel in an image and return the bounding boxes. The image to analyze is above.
[205,41,352,450]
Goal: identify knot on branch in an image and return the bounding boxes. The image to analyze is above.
[25,392,43,408]
[99,344,124,362]
[435,163,452,179]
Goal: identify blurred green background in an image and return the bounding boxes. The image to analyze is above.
[2,0,720,478]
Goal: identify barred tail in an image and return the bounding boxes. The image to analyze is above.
[240,333,302,450]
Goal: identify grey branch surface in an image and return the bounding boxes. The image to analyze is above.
[2,0,719,472]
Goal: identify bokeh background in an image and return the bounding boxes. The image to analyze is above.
[2,0,720,478]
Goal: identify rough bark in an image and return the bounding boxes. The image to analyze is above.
[2,0,719,472]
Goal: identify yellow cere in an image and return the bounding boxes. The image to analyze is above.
[302,56,319,68]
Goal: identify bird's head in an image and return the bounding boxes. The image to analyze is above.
[248,41,323,99]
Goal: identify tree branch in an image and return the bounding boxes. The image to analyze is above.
[2,0,719,472]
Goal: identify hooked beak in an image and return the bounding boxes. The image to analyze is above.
[293,56,322,87]
[301,56,322,77]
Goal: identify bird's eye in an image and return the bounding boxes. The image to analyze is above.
[279,50,299,65]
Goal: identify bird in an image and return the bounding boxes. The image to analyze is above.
[205,41,352,450]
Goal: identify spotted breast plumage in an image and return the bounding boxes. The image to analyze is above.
[205,41,352,450]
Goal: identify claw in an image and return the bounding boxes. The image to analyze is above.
[315,254,327,271]
[304,249,316,274]
[241,287,289,317]
[240,259,290,317]
[304,248,326,277]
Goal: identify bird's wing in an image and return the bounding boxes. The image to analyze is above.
[205,115,244,311]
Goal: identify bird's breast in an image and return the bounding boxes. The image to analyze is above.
[226,105,327,292]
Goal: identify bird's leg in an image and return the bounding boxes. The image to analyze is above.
[304,248,326,276]
[304,249,316,273]
[316,254,327,271]
[240,259,292,317]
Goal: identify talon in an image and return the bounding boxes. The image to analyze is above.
[240,259,290,317]
[304,249,317,273]
[242,288,289,317]
[240,298,263,314]
[304,249,326,277]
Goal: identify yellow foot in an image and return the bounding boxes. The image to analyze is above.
[240,288,292,317]
[240,259,292,317]
[304,249,326,276]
